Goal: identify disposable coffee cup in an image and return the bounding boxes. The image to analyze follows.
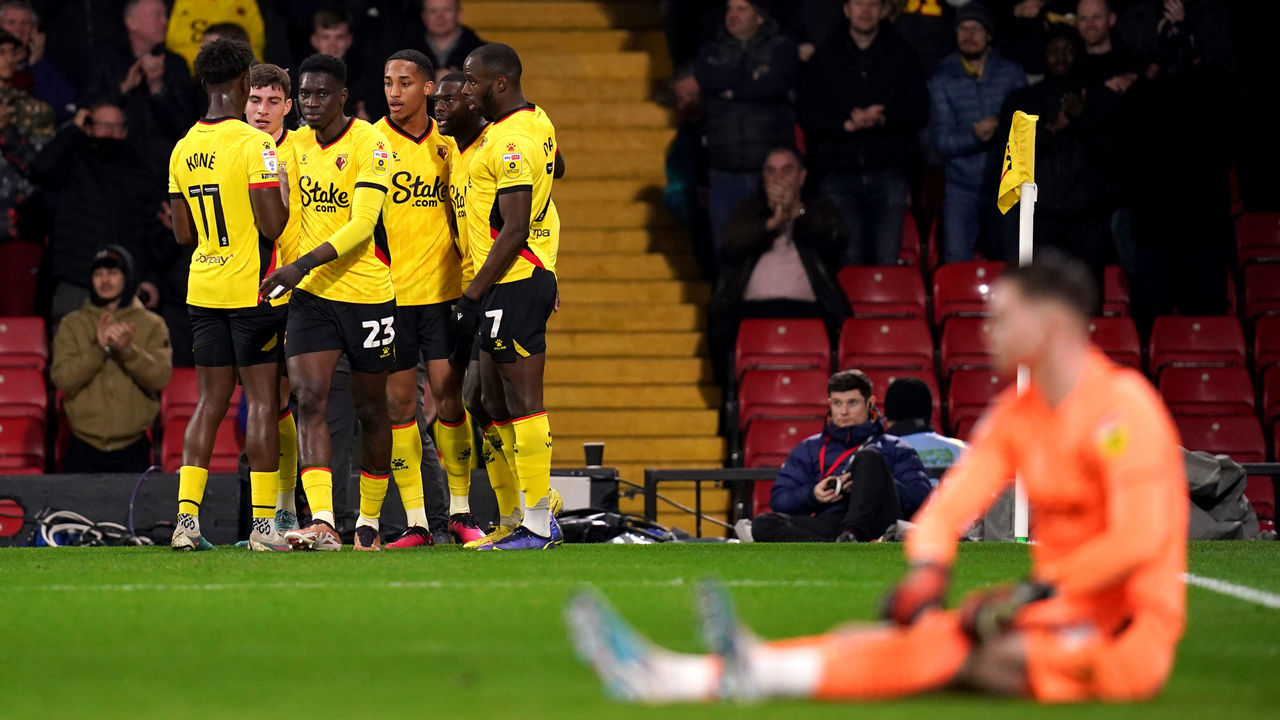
[583,442,604,468]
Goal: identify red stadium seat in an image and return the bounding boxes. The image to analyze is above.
[899,211,921,266]
[1235,212,1280,264]
[837,265,927,319]
[1243,264,1280,322]
[161,415,242,473]
[1175,415,1265,463]
[0,316,47,372]
[743,418,824,517]
[1148,316,1246,379]
[161,368,242,423]
[1264,367,1280,428]
[1255,315,1280,372]
[863,368,941,426]
[1088,317,1141,370]
[1159,367,1255,417]
[0,368,46,424]
[0,241,42,317]
[932,261,1004,326]
[734,318,830,379]
[0,416,44,471]
[737,369,829,429]
[1102,266,1129,317]
[939,317,994,377]
[837,318,933,371]
[946,369,1012,436]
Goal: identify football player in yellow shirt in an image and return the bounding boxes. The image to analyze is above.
[166,39,290,551]
[245,62,303,538]
[258,54,396,552]
[359,50,478,548]
[456,43,564,550]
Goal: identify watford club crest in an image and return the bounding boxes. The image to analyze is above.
[335,154,348,170]
[437,144,448,161]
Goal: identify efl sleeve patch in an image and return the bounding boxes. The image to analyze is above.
[502,152,522,179]
[1095,415,1130,459]
[373,149,389,176]
[261,148,278,174]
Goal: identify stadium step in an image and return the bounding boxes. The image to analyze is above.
[556,280,710,304]
[469,0,730,528]
[545,383,719,408]
[545,358,711,385]
[552,303,703,331]
[556,254,699,281]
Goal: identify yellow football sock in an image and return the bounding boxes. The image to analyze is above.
[495,420,519,481]
[437,411,474,514]
[482,423,520,519]
[359,470,389,521]
[177,465,209,517]
[513,412,552,506]
[391,420,428,527]
[277,409,298,505]
[250,471,279,519]
[301,466,334,526]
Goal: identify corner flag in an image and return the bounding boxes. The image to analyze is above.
[997,111,1038,215]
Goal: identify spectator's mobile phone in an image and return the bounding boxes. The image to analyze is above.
[833,476,843,495]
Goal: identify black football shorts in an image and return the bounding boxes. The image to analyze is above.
[285,289,397,374]
[188,303,287,367]
[477,266,557,363]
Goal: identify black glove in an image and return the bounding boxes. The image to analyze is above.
[957,580,1055,641]
[450,294,481,344]
[880,563,950,626]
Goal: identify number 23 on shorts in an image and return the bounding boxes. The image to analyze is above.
[362,316,395,349]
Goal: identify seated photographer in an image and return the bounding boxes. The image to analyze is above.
[741,369,932,543]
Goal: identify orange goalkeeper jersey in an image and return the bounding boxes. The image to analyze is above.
[907,349,1188,637]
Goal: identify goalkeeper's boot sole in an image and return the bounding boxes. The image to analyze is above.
[565,587,666,702]
[696,579,760,702]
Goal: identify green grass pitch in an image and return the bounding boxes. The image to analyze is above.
[1,542,1276,719]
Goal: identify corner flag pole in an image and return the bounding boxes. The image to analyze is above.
[1014,181,1037,543]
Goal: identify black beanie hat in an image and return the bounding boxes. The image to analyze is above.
[884,377,934,423]
[955,1,995,36]
[88,244,138,308]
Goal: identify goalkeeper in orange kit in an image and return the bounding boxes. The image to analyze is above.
[568,250,1188,703]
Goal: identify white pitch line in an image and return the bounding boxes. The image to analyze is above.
[1184,573,1280,610]
[0,577,856,593]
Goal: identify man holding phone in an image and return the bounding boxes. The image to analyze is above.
[740,369,932,543]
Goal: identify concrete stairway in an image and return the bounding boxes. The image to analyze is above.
[470,0,731,531]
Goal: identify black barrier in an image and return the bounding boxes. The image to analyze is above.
[644,465,1280,539]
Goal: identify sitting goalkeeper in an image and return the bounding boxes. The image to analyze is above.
[569,250,1188,703]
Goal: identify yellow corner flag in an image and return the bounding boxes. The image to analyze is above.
[997,111,1039,215]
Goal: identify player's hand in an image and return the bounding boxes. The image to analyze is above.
[880,563,949,626]
[957,580,1055,642]
[258,263,305,303]
[450,294,481,343]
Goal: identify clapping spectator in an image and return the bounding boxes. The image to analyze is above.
[707,148,847,385]
[928,2,1026,263]
[0,1,75,122]
[798,0,929,266]
[84,0,199,143]
[694,0,800,267]
[51,245,172,474]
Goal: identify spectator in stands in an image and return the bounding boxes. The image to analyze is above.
[1121,0,1234,334]
[707,147,847,385]
[408,0,484,80]
[892,0,958,75]
[84,0,199,142]
[741,369,932,543]
[1075,0,1139,91]
[0,28,52,245]
[998,24,1111,295]
[0,1,75,122]
[694,0,800,266]
[929,2,1025,264]
[51,245,172,474]
[34,100,167,322]
[309,8,379,120]
[798,0,929,266]
[1116,0,1234,72]
[167,0,266,69]
[882,377,967,474]
[776,0,845,62]
[997,0,1079,76]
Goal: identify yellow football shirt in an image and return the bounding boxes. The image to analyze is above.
[167,116,280,309]
[293,118,395,304]
[374,116,460,305]
[275,129,301,266]
[465,103,560,285]
[445,126,488,289]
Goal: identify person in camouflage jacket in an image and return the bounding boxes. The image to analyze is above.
[0,29,52,242]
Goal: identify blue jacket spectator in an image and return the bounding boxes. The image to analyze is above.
[770,416,933,520]
[882,376,967,478]
[694,0,799,268]
[928,2,1025,264]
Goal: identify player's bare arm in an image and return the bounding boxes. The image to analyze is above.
[169,194,197,246]
[248,184,288,241]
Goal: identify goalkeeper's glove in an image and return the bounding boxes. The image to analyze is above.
[957,580,1056,642]
[880,563,949,626]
